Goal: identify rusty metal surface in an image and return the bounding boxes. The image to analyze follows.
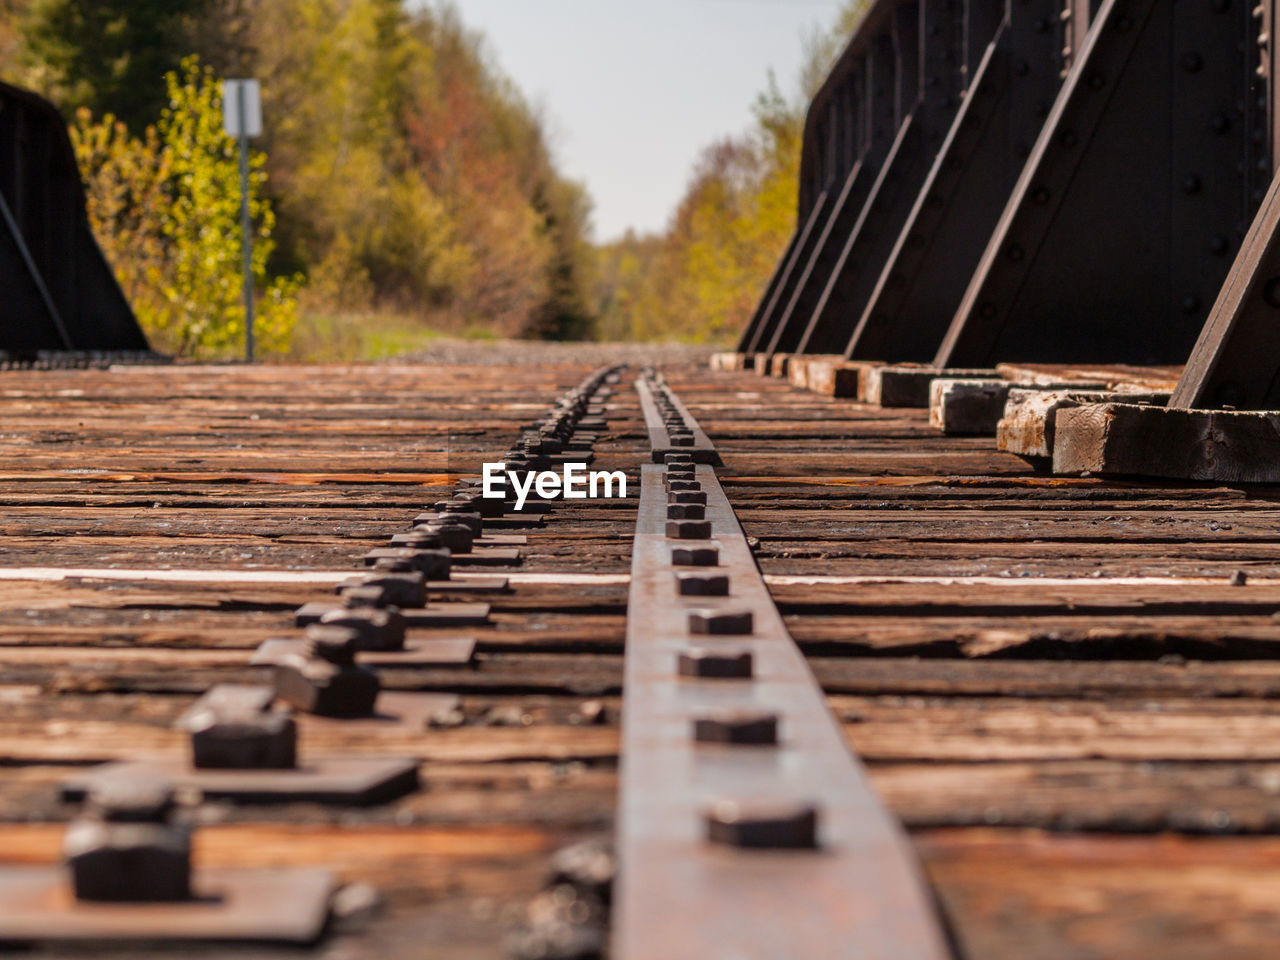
[634,374,719,464]
[61,757,420,806]
[251,636,476,667]
[0,866,334,944]
[614,380,951,958]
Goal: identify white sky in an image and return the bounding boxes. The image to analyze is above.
[445,0,849,242]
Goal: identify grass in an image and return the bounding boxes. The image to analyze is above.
[284,310,472,363]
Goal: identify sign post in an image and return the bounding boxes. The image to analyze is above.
[222,80,262,363]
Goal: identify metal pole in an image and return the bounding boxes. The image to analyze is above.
[237,83,254,363]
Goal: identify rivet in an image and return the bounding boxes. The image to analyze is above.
[1014,61,1030,76]
[1087,72,1105,89]
[1060,129,1078,147]
[1209,235,1229,255]
[1211,113,1231,134]
[1183,174,1202,194]
[1116,15,1134,31]
[1263,278,1280,308]
[1183,52,1204,72]
[979,302,998,319]
[677,573,731,597]
[693,709,779,745]
[1006,243,1025,262]
[705,800,819,849]
[678,648,753,680]
[1032,186,1051,204]
[1182,295,1202,313]
[689,609,754,635]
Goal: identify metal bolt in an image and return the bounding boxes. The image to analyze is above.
[390,530,444,550]
[667,480,702,493]
[429,508,482,536]
[189,708,297,771]
[670,436,695,447]
[677,647,753,679]
[676,573,730,597]
[338,572,426,609]
[66,779,193,903]
[693,709,779,745]
[689,609,754,635]
[705,801,819,849]
[667,503,706,520]
[412,521,474,553]
[370,555,416,573]
[274,630,381,718]
[339,585,391,609]
[365,547,452,581]
[672,546,719,566]
[667,519,712,540]
[669,490,708,505]
[664,453,694,465]
[316,608,407,652]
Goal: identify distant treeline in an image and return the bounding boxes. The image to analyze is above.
[1,0,865,349]
[596,1,868,344]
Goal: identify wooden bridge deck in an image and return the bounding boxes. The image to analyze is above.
[3,359,1280,957]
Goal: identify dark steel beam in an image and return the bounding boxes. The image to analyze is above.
[763,51,891,356]
[0,81,149,352]
[1170,170,1280,410]
[793,0,967,356]
[846,0,1062,362]
[935,0,1259,367]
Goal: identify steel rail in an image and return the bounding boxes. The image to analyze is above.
[634,368,720,465]
[613,372,952,960]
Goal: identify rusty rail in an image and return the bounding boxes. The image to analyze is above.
[613,371,952,959]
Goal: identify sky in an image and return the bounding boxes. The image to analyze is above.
[446,0,850,243]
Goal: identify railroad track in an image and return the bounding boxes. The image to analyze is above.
[2,357,1280,957]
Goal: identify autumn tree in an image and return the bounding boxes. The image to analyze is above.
[596,0,869,343]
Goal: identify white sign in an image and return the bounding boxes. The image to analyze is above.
[222,79,262,139]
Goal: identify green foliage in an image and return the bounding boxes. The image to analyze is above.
[250,0,597,339]
[18,0,245,130]
[22,0,597,343]
[72,57,300,358]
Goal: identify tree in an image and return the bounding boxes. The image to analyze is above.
[72,57,300,357]
[20,0,247,129]
[594,0,871,343]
